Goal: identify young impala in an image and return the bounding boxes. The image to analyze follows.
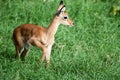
[12,1,74,68]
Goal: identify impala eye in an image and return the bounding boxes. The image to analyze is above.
[64,16,67,19]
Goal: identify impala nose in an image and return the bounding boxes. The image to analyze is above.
[70,22,74,26]
[72,22,74,26]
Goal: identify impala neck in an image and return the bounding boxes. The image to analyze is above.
[47,16,60,37]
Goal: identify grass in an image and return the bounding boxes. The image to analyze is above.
[0,0,120,80]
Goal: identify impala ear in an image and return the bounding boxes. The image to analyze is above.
[56,5,66,16]
[61,5,66,12]
[57,0,64,11]
[60,0,63,5]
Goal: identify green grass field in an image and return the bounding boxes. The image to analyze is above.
[0,0,120,80]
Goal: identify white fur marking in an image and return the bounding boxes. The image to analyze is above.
[24,42,31,50]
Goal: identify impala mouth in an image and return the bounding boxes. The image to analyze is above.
[69,23,74,27]
[68,25,73,27]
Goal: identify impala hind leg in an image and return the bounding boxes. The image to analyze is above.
[15,45,24,59]
[13,35,24,59]
[20,42,30,61]
[20,48,29,61]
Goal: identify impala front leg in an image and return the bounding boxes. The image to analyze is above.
[40,45,52,68]
[40,47,47,64]
[45,45,52,68]
[29,38,47,64]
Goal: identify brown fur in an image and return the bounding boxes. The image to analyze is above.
[12,1,73,68]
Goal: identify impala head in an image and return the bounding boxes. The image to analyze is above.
[55,1,74,27]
